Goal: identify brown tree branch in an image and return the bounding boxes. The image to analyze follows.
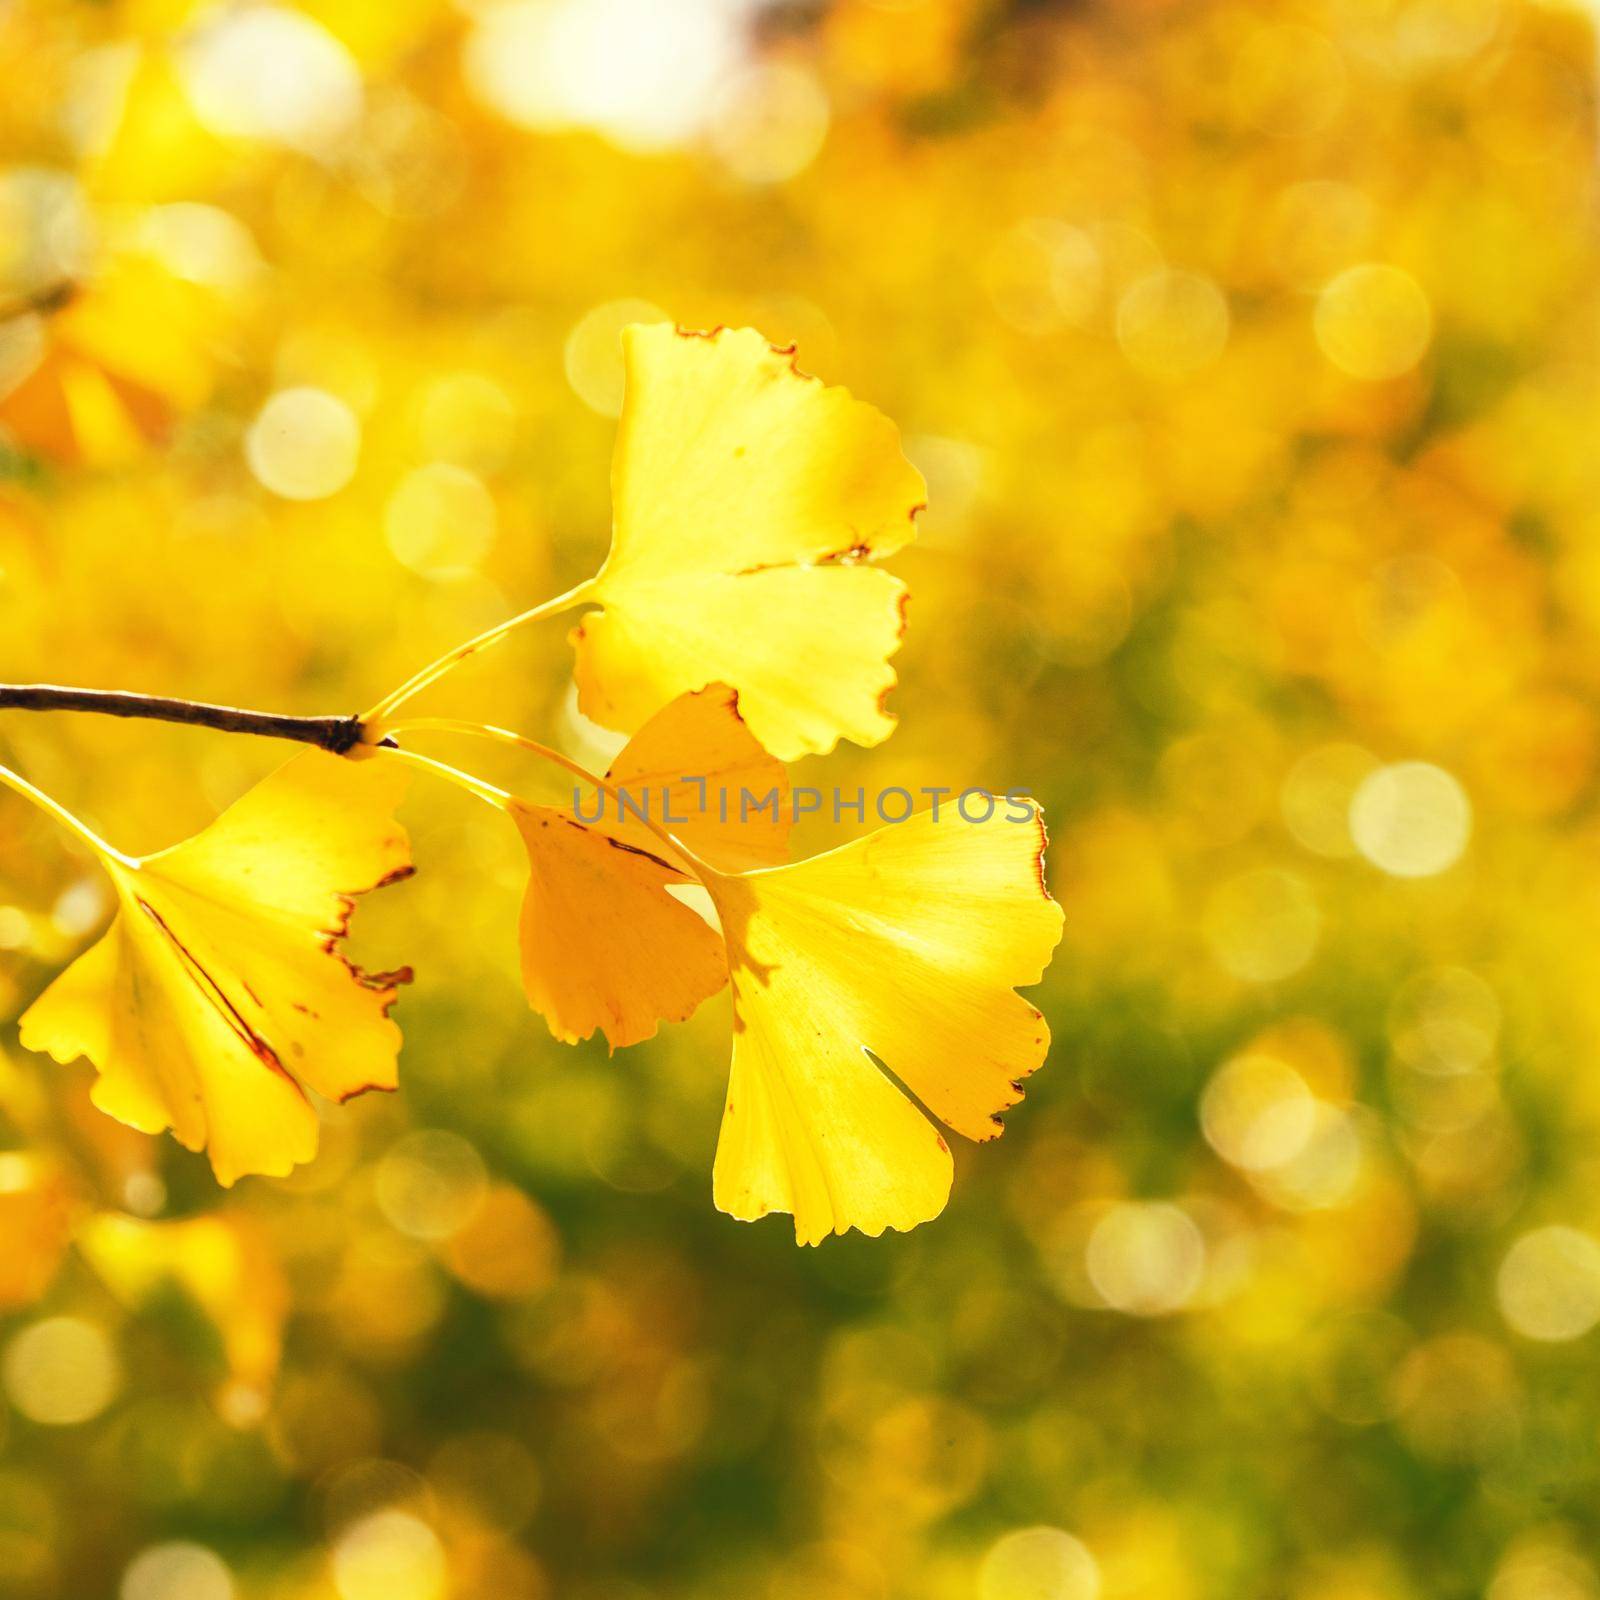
[0,684,365,753]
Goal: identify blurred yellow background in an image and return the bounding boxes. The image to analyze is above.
[5,0,1600,1596]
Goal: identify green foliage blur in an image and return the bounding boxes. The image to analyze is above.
[5,0,1600,1596]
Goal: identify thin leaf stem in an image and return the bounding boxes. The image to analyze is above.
[376,745,514,813]
[385,717,704,870]
[364,579,598,726]
[0,761,130,867]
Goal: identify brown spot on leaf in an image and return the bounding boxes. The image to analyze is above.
[1030,812,1052,900]
[821,541,872,565]
[337,1081,397,1105]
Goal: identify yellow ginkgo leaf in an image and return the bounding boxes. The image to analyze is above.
[77,1210,289,1401]
[0,339,164,467]
[516,683,789,1048]
[0,1152,75,1312]
[600,682,791,872]
[58,254,223,413]
[1,252,232,466]
[0,1040,51,1140]
[571,324,926,761]
[18,752,413,1186]
[700,801,1063,1244]
[85,49,239,203]
[514,808,727,1051]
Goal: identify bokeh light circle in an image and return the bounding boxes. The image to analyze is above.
[1085,1202,1206,1316]
[463,0,742,151]
[246,388,361,501]
[709,63,830,184]
[1116,269,1229,378]
[331,1510,446,1600]
[2,1316,121,1426]
[1314,263,1433,381]
[416,373,517,470]
[565,299,669,417]
[1488,1536,1600,1600]
[978,1526,1100,1600]
[1202,868,1320,983]
[1349,762,1471,877]
[179,7,362,154]
[1389,966,1500,1074]
[1497,1227,1600,1342]
[1201,1052,1317,1172]
[121,1542,234,1600]
[384,464,498,580]
[1253,1104,1364,1211]
[1281,743,1379,858]
[376,1129,489,1242]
